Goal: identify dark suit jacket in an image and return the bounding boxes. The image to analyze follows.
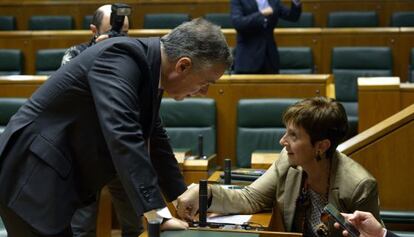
[231,0,301,73]
[0,37,186,235]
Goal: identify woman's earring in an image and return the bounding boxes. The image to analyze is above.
[316,151,322,161]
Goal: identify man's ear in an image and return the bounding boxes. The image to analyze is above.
[175,57,192,74]
[90,24,98,35]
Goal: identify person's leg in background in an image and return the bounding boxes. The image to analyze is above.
[107,177,143,237]
[71,202,99,237]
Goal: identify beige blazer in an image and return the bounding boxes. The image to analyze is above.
[209,149,381,236]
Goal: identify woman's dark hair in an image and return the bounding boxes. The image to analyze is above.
[282,97,348,158]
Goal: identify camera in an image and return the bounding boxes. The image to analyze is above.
[108,3,131,37]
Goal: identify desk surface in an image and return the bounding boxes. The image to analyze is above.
[143,229,259,237]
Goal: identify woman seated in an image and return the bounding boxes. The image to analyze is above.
[176,96,382,237]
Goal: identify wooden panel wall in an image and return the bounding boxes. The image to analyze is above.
[0,0,413,29]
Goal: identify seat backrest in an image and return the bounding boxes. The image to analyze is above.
[0,98,26,134]
[0,16,16,30]
[278,47,314,74]
[83,15,93,29]
[35,49,66,75]
[29,16,74,30]
[410,48,414,83]
[0,49,24,75]
[391,11,414,27]
[236,98,299,168]
[332,47,393,102]
[328,11,378,27]
[160,98,216,157]
[143,13,190,29]
[204,13,233,28]
[278,12,314,28]
[332,47,392,138]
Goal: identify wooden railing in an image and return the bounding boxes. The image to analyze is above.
[338,104,414,211]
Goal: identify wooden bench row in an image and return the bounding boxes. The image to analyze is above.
[0,28,414,81]
[1,27,414,81]
[0,0,413,29]
[0,74,334,167]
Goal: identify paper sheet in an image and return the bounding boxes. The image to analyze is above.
[207,214,252,225]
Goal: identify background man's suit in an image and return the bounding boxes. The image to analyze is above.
[231,0,301,74]
[0,37,187,235]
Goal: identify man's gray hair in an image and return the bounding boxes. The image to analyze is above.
[160,18,232,70]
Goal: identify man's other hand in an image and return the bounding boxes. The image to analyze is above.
[161,217,189,231]
[176,184,199,221]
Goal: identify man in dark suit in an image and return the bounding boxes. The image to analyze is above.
[231,0,301,74]
[62,5,142,237]
[0,18,232,237]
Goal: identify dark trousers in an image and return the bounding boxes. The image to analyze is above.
[0,201,72,237]
[71,177,143,237]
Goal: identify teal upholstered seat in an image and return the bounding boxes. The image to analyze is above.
[331,47,393,137]
[390,12,414,27]
[35,49,66,75]
[204,13,233,28]
[328,11,378,27]
[0,16,16,30]
[143,13,190,29]
[0,98,26,134]
[279,47,314,74]
[160,98,216,157]
[83,15,93,29]
[278,12,314,28]
[29,16,74,30]
[0,49,24,75]
[236,98,299,167]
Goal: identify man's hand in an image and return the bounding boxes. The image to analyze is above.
[161,217,189,230]
[95,34,110,43]
[261,7,273,16]
[176,184,200,221]
[334,211,385,237]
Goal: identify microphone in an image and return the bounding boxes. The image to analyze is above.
[147,220,160,237]
[198,134,206,159]
[224,158,231,185]
[199,179,208,227]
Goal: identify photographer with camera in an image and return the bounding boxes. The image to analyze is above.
[61,4,130,66]
[61,4,140,237]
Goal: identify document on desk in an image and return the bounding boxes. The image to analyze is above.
[207,214,252,225]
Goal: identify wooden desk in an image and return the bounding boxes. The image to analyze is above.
[180,154,217,185]
[251,152,280,169]
[139,228,301,237]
